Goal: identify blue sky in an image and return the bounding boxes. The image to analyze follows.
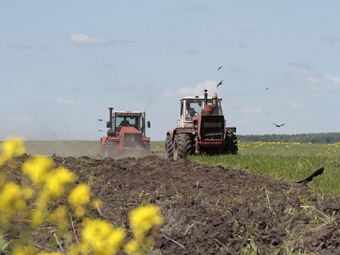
[1,0,339,140]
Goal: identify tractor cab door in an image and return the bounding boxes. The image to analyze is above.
[177,100,185,128]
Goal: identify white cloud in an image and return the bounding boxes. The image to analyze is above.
[55,96,81,106]
[325,75,340,86]
[279,67,340,90]
[70,33,106,45]
[167,80,220,97]
[70,33,135,47]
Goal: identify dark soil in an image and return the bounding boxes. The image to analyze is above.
[4,155,340,254]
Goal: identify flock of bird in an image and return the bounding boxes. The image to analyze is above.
[216,65,286,129]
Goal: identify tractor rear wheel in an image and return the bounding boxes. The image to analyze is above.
[224,133,238,154]
[173,133,194,160]
[166,134,173,160]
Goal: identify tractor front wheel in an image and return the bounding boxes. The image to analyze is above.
[173,133,194,160]
[224,133,238,154]
[166,134,174,160]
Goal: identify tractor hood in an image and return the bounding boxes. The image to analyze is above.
[119,126,142,135]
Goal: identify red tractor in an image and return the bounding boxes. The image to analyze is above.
[100,108,151,157]
[166,89,238,160]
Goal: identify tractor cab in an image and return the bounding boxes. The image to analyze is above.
[101,108,151,156]
[177,91,223,128]
[106,111,150,136]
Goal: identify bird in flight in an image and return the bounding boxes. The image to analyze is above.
[273,123,285,127]
[216,80,223,87]
[265,87,269,91]
[217,66,223,71]
[97,118,103,121]
[296,167,324,186]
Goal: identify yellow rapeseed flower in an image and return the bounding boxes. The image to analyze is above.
[124,240,142,255]
[49,205,68,230]
[22,155,53,184]
[68,184,90,206]
[44,167,75,198]
[21,186,34,199]
[37,252,62,255]
[68,183,90,217]
[107,228,127,252]
[129,205,163,241]
[0,182,24,212]
[12,245,36,255]
[0,137,25,166]
[31,209,44,227]
[80,219,126,255]
[92,198,103,209]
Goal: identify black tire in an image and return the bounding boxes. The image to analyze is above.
[166,134,174,160]
[224,133,238,154]
[173,133,194,160]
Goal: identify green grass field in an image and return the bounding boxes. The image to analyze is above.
[190,141,340,196]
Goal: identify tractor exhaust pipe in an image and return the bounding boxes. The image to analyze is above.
[204,89,208,105]
[108,107,113,129]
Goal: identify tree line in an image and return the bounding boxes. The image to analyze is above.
[238,133,340,144]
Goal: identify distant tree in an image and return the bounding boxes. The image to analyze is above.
[238,133,340,144]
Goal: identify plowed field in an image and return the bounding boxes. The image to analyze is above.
[4,155,340,254]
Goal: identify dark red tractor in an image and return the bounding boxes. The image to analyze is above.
[100,108,151,157]
[166,89,238,160]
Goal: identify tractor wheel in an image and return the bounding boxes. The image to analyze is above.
[224,133,238,154]
[166,134,174,160]
[173,133,194,160]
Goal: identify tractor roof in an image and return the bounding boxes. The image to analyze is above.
[180,96,222,101]
[113,111,144,117]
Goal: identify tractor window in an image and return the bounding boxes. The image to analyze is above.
[115,116,140,131]
[185,100,203,120]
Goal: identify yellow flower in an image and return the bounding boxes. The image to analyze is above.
[108,228,127,252]
[74,206,86,217]
[21,186,34,199]
[44,167,76,198]
[0,137,25,166]
[31,209,44,227]
[129,205,163,241]
[68,184,90,207]
[80,219,126,254]
[22,155,53,184]
[92,198,103,209]
[0,182,25,212]
[68,183,90,217]
[124,240,142,255]
[49,206,68,230]
[38,252,62,255]
[12,245,36,255]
